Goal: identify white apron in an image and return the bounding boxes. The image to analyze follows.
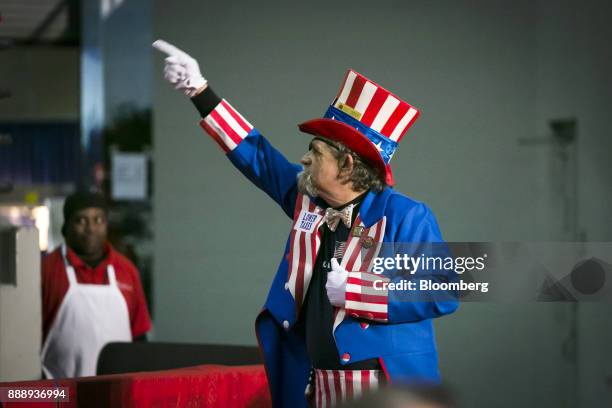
[41,244,132,379]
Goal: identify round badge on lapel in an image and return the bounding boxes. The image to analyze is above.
[362,236,374,249]
[352,226,365,237]
[341,353,351,363]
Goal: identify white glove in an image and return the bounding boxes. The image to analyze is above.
[326,258,349,308]
[152,39,208,98]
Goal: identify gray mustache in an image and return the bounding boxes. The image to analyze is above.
[297,170,319,197]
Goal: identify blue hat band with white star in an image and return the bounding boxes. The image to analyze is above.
[324,105,398,165]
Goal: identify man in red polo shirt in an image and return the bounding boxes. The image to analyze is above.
[41,192,151,379]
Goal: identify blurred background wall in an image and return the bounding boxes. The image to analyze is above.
[0,48,79,121]
[152,0,612,407]
[0,0,609,406]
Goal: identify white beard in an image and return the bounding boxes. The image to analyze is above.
[297,169,319,197]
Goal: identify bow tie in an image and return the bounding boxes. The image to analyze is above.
[323,204,353,232]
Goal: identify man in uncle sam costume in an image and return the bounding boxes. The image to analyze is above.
[154,39,459,407]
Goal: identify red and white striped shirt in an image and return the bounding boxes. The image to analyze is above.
[312,368,384,408]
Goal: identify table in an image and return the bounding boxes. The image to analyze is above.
[0,364,271,407]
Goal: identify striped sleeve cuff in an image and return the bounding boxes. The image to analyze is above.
[199,99,254,153]
[345,272,389,322]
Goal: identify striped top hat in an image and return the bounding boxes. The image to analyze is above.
[299,69,420,186]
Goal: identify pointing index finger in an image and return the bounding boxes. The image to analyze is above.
[152,39,189,59]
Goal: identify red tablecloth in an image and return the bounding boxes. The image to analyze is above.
[0,364,271,408]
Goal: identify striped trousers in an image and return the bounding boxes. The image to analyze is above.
[311,368,384,408]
